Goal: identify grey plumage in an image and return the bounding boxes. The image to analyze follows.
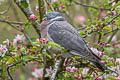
[40,12,105,72]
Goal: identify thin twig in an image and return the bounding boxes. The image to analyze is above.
[45,0,54,11]
[0,19,25,24]
[7,58,43,80]
[0,3,11,15]
[73,1,111,10]
[107,29,118,43]
[0,19,32,43]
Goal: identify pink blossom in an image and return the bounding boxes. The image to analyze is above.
[39,38,48,44]
[110,11,115,16]
[28,14,38,20]
[100,41,105,45]
[66,67,72,72]
[51,0,59,2]
[17,46,22,49]
[35,6,39,13]
[28,78,36,80]
[100,12,106,18]
[5,16,10,19]
[101,61,107,64]
[114,44,119,48]
[109,58,115,62]
[13,34,25,46]
[15,69,20,74]
[74,75,81,80]
[74,16,86,24]
[72,67,78,72]
[16,25,20,28]
[115,75,120,80]
[116,58,120,65]
[82,68,89,75]
[108,1,113,4]
[32,68,43,78]
[95,77,102,80]
[112,35,117,42]
[0,45,8,57]
[11,52,18,55]
[92,72,97,77]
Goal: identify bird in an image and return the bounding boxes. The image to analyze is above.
[40,11,105,72]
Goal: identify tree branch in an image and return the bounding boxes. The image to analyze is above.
[73,1,111,10]
[14,0,41,37]
[50,59,62,80]
[0,19,32,43]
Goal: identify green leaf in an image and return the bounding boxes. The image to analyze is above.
[107,76,115,80]
[20,1,28,8]
[80,31,84,36]
[103,27,111,31]
[6,57,14,64]
[43,52,52,59]
[112,2,120,9]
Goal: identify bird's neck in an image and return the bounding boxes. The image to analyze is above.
[50,16,65,21]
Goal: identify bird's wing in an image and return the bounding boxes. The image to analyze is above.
[48,21,100,62]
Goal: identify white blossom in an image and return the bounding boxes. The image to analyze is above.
[3,39,10,46]
[45,66,53,77]
[90,47,103,57]
[0,44,8,57]
[32,68,43,78]
[82,68,89,75]
[13,34,25,46]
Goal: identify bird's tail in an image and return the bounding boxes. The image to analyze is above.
[93,62,105,72]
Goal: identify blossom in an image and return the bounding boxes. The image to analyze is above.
[28,77,36,80]
[3,39,10,46]
[5,16,10,19]
[74,75,81,80]
[45,66,53,77]
[13,34,25,46]
[51,0,59,3]
[115,75,120,80]
[32,68,43,78]
[100,61,107,64]
[114,44,119,48]
[39,38,48,43]
[28,14,38,20]
[35,6,39,13]
[110,11,115,16]
[116,58,120,65]
[95,77,102,80]
[90,48,104,57]
[108,1,113,4]
[74,16,86,24]
[100,12,106,18]
[66,67,72,72]
[100,41,105,45]
[71,67,78,72]
[82,68,89,75]
[11,52,18,55]
[0,45,8,57]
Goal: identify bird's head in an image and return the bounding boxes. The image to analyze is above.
[44,12,64,21]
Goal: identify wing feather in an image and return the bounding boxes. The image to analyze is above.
[48,21,100,62]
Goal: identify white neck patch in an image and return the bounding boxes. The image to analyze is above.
[50,16,63,21]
